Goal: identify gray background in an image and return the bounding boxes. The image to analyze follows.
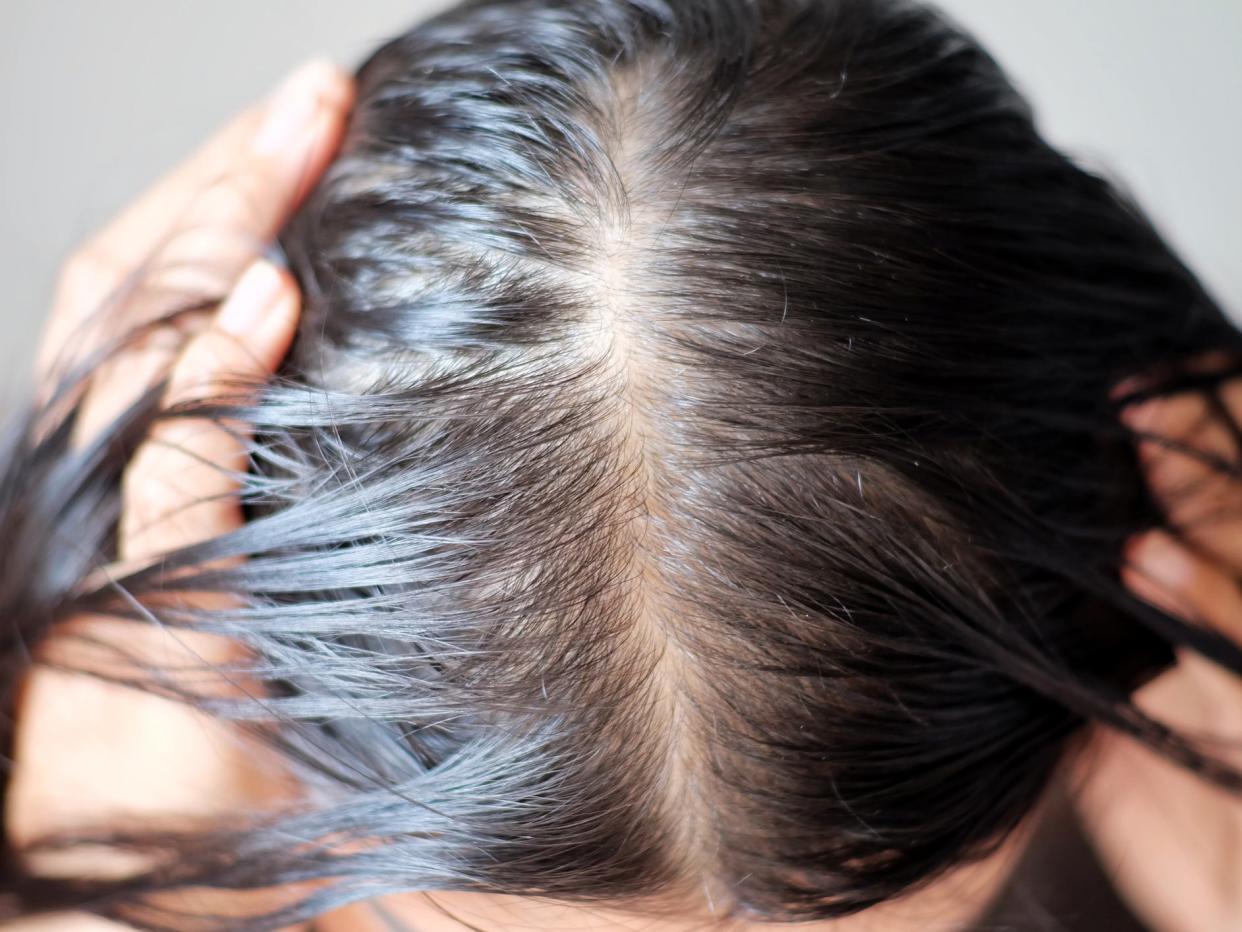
[2,1,1239,396]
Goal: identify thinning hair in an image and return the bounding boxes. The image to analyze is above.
[4,0,1242,928]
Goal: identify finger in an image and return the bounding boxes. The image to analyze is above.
[1121,380,1242,573]
[1110,350,1241,402]
[144,58,353,300]
[1123,530,1242,728]
[38,59,351,387]
[38,104,257,383]
[1123,531,1242,640]
[39,261,298,761]
[12,262,305,895]
[120,259,300,565]
[70,310,211,449]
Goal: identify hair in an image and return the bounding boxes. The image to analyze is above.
[3,0,1242,928]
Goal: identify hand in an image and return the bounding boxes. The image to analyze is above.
[1075,367,1242,932]
[5,60,354,930]
[37,59,351,445]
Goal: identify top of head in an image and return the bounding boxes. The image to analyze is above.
[266,0,1239,921]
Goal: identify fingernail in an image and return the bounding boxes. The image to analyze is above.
[252,59,340,156]
[1128,532,1193,587]
[217,260,285,336]
[1120,398,1162,434]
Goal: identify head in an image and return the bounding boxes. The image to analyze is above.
[5,0,1242,929]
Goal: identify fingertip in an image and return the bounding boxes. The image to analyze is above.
[221,261,301,379]
[216,259,287,337]
[284,64,354,209]
[1125,530,1195,587]
[1118,396,1166,435]
[1122,531,1198,621]
[261,58,353,126]
[161,260,299,406]
[1110,372,1153,403]
[288,57,354,113]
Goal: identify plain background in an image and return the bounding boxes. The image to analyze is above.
[1,1,1239,396]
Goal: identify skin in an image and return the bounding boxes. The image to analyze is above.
[5,60,1242,932]
[1071,380,1242,932]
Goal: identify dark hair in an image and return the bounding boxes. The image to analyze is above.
[4,0,1242,928]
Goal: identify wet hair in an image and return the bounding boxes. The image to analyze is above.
[3,0,1242,928]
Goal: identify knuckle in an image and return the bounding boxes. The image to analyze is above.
[150,175,274,289]
[189,166,272,232]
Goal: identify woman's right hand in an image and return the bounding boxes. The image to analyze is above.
[1076,373,1242,932]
